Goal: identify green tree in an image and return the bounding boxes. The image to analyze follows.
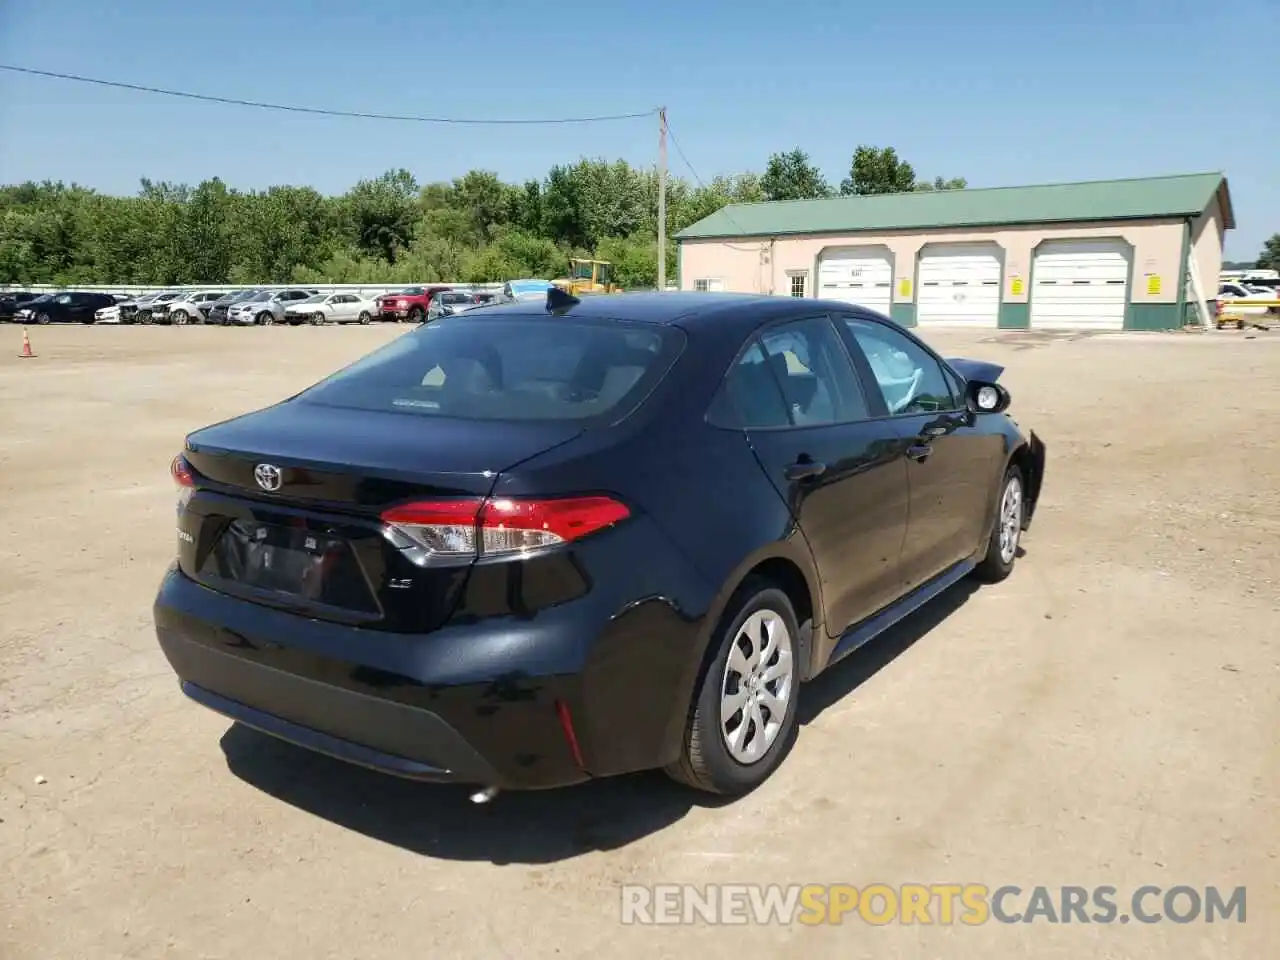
[840,145,916,196]
[1257,234,1280,271]
[761,149,830,201]
[913,175,968,192]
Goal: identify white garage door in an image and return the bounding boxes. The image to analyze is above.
[1029,240,1130,330]
[916,243,1003,326]
[818,247,893,315]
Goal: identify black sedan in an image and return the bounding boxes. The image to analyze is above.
[14,291,117,324]
[154,290,1045,799]
[0,290,41,321]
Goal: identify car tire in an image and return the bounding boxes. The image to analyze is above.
[36,312,51,325]
[257,311,274,326]
[972,464,1025,584]
[311,312,326,326]
[139,312,152,325]
[408,307,424,324]
[665,581,801,796]
[171,310,189,326]
[358,310,371,325]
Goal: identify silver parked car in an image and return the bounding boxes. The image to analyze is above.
[426,290,486,320]
[283,292,379,326]
[164,291,225,325]
[225,288,319,326]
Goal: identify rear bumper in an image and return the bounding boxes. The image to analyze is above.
[155,567,589,789]
[153,542,712,789]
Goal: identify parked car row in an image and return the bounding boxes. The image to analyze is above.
[2,280,547,325]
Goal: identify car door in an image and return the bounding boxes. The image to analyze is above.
[340,294,359,321]
[728,315,911,646]
[837,314,1003,590]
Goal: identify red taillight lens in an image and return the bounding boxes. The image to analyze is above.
[171,454,195,510]
[380,495,629,565]
[171,454,195,488]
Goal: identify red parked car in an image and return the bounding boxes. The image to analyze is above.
[373,285,453,323]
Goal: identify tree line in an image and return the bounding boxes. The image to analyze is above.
[1,145,962,288]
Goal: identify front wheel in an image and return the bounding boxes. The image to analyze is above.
[358,310,371,325]
[408,306,424,324]
[973,465,1024,583]
[665,581,800,796]
[257,311,274,326]
[171,309,189,326]
[36,312,51,325]
[311,312,326,326]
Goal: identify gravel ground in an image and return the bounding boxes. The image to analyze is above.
[1,322,1277,960]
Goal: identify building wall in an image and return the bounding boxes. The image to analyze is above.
[679,217,1198,330]
[1190,195,1225,299]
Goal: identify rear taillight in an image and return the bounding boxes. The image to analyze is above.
[380,496,630,566]
[171,454,195,510]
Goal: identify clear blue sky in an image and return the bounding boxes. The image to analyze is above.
[0,0,1274,259]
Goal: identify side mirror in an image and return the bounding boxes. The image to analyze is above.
[966,379,1011,414]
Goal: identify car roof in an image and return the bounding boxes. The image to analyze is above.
[460,291,881,334]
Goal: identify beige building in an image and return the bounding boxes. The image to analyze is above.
[676,173,1233,331]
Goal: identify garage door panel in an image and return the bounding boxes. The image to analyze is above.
[916,244,1002,326]
[1030,240,1129,330]
[819,247,893,315]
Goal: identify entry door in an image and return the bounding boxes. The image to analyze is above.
[730,316,910,643]
[838,315,1002,589]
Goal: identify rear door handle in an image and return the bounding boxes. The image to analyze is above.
[784,459,827,481]
[905,444,932,462]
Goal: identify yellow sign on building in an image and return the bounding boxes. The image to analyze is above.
[897,278,912,299]
[1010,277,1024,297]
[1146,275,1161,295]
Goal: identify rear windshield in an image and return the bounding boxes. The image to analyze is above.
[299,317,684,422]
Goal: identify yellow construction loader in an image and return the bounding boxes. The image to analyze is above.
[553,259,623,295]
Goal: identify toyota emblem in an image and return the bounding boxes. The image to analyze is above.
[254,463,283,492]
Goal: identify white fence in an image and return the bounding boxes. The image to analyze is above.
[1,282,504,297]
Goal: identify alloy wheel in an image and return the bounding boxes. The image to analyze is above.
[998,476,1023,564]
[720,609,794,765]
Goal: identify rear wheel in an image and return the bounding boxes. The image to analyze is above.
[973,464,1024,583]
[665,582,800,796]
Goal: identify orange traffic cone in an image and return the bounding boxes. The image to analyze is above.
[18,326,36,358]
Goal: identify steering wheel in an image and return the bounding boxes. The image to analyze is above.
[885,367,923,414]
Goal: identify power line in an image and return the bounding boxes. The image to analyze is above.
[665,119,758,250]
[0,63,656,126]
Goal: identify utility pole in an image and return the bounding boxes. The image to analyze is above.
[657,106,667,291]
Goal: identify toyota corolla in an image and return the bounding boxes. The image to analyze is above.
[154,289,1045,800]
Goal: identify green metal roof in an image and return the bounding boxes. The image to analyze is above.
[676,172,1233,240]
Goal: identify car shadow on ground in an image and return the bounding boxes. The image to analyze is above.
[220,575,985,864]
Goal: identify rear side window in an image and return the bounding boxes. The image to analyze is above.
[757,317,870,426]
[300,317,684,423]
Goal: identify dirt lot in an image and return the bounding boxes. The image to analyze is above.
[1,322,1277,959]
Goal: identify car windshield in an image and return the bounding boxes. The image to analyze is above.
[299,317,683,423]
[298,294,326,304]
[246,291,271,302]
[397,287,424,296]
[441,293,471,304]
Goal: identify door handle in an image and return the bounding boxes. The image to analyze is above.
[905,444,932,462]
[785,459,827,481]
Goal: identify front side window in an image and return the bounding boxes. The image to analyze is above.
[841,317,959,415]
[757,317,869,426]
